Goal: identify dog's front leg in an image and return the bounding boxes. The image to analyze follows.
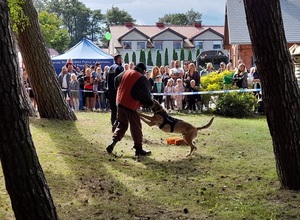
[139,113,157,127]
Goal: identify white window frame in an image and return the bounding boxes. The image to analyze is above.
[137,41,146,50]
[154,41,163,50]
[213,41,222,50]
[122,41,132,50]
[194,41,204,50]
[173,41,181,50]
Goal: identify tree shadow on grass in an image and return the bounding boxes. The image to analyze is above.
[30,118,210,220]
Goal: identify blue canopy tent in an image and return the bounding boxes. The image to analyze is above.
[52,38,113,74]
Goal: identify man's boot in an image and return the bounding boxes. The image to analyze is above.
[134,145,151,156]
[106,140,117,154]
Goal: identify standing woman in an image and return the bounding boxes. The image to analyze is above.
[84,68,94,111]
[184,63,200,89]
[150,66,160,80]
[232,63,248,89]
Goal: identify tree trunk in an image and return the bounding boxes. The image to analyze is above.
[244,0,300,190]
[16,0,76,120]
[0,1,58,219]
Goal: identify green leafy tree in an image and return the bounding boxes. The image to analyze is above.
[188,49,192,61]
[139,49,146,64]
[105,6,136,26]
[158,9,202,25]
[124,53,129,64]
[101,6,135,47]
[147,49,153,66]
[180,47,185,61]
[39,10,70,53]
[172,48,178,60]
[47,0,91,46]
[156,50,162,67]
[132,51,136,64]
[9,0,77,120]
[88,9,105,42]
[164,48,169,66]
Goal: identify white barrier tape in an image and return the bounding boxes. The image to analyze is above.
[26,87,261,95]
[152,88,261,96]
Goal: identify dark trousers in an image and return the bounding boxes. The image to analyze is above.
[112,105,143,148]
[108,91,117,126]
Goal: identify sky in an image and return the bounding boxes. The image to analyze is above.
[79,0,227,26]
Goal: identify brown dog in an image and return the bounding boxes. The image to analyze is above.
[138,99,214,156]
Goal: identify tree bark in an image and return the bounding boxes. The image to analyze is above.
[0,0,58,219]
[16,0,76,120]
[244,0,300,190]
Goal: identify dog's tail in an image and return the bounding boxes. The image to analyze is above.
[197,117,214,130]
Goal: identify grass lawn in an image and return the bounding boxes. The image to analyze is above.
[0,112,300,220]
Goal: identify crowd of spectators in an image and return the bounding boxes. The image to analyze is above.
[23,57,261,113]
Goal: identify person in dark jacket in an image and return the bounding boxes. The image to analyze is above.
[106,54,124,132]
[106,62,153,156]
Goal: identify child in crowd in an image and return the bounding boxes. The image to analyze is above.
[164,78,175,112]
[69,73,80,111]
[185,80,201,113]
[152,74,164,104]
[174,78,185,112]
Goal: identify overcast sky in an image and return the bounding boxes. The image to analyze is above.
[79,0,226,25]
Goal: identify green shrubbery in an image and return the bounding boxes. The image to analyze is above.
[215,92,257,118]
[200,70,257,117]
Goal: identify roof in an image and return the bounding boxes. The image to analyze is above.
[110,24,224,48]
[52,38,113,60]
[226,0,300,45]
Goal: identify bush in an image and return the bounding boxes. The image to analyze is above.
[215,92,257,118]
[200,70,234,108]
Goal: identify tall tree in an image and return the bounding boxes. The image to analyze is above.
[180,47,185,61]
[244,0,300,190]
[105,6,135,26]
[11,0,77,120]
[164,48,169,66]
[172,48,178,60]
[188,49,192,61]
[87,9,105,42]
[124,53,129,64]
[39,10,70,53]
[147,49,153,66]
[158,9,202,25]
[132,51,136,64]
[0,0,58,218]
[156,50,162,67]
[139,49,146,64]
[47,0,91,46]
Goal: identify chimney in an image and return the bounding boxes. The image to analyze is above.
[194,21,202,28]
[156,22,164,28]
[125,22,134,28]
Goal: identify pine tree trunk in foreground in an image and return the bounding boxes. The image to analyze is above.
[16,0,76,120]
[244,0,300,190]
[0,1,58,219]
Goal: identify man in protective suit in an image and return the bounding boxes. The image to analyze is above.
[106,62,153,156]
